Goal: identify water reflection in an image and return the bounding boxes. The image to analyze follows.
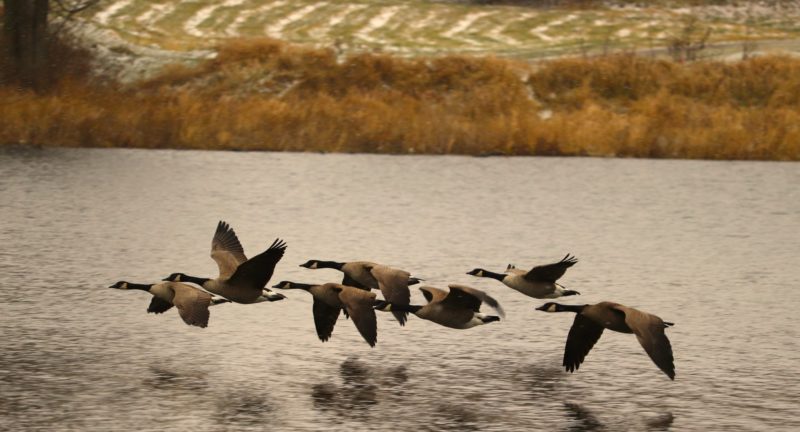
[214,392,273,428]
[644,412,675,431]
[144,366,209,392]
[563,402,605,431]
[310,358,390,415]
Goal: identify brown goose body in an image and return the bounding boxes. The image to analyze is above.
[273,281,378,347]
[468,254,580,299]
[164,221,286,304]
[300,259,419,325]
[537,301,675,380]
[109,281,229,328]
[377,284,504,330]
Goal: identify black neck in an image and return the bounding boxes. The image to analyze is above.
[557,304,587,313]
[180,275,211,286]
[128,283,153,291]
[291,283,314,290]
[317,261,344,270]
[387,303,423,313]
[480,270,506,281]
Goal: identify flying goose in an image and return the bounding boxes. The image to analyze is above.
[467,254,580,299]
[109,281,229,328]
[299,260,421,326]
[536,301,675,380]
[375,284,504,330]
[163,221,287,304]
[272,281,378,347]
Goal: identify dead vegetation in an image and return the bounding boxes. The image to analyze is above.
[1,38,799,160]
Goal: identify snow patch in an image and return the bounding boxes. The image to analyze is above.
[356,6,402,43]
[95,0,134,26]
[265,3,324,38]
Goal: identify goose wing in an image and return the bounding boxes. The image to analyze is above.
[524,254,578,283]
[419,286,448,304]
[563,314,605,373]
[147,296,174,314]
[338,288,378,347]
[342,273,371,291]
[169,282,213,328]
[227,238,287,290]
[210,221,248,279]
[369,264,411,326]
[312,297,341,342]
[614,305,676,380]
[445,284,505,317]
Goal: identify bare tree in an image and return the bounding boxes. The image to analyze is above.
[2,0,99,90]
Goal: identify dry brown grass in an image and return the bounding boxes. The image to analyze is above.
[2,38,799,160]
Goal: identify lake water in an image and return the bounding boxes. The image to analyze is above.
[1,146,798,431]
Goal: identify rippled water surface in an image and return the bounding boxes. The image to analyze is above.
[1,147,799,431]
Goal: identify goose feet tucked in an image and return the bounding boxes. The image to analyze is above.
[260,289,287,302]
[211,297,231,306]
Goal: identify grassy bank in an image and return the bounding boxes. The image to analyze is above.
[2,38,799,160]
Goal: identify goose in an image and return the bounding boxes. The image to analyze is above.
[374,284,504,330]
[536,301,675,380]
[467,254,580,299]
[109,281,230,328]
[299,260,421,326]
[163,221,287,304]
[272,281,378,347]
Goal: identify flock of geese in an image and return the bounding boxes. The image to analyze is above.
[111,221,676,380]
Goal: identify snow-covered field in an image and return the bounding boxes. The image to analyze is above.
[75,0,800,81]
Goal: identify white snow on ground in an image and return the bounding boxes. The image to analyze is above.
[136,3,176,26]
[308,4,367,39]
[356,6,402,43]
[184,0,245,38]
[443,11,493,41]
[226,1,288,36]
[532,14,577,41]
[487,16,527,46]
[95,0,134,26]
[264,3,325,38]
[531,25,554,42]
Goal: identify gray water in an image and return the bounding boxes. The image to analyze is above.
[1,146,798,431]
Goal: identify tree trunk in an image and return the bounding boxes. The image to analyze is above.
[3,0,50,89]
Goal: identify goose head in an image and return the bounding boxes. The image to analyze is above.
[162,273,185,282]
[109,281,130,289]
[466,268,486,277]
[299,260,320,269]
[536,302,561,313]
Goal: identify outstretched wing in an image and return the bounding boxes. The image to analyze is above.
[227,238,287,290]
[524,254,578,283]
[563,314,605,373]
[342,273,370,291]
[170,283,213,328]
[210,221,248,279]
[338,289,378,347]
[616,305,676,380]
[445,284,505,317]
[312,297,341,342]
[369,264,412,326]
[147,296,173,314]
[419,286,448,304]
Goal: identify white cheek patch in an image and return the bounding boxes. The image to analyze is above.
[122,282,129,289]
[477,270,483,277]
[548,304,557,312]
